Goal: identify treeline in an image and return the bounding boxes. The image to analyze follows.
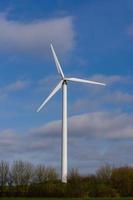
[0,161,133,197]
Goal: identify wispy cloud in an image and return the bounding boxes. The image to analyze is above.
[69,74,133,112]
[0,74,132,171]
[0,80,30,101]
[0,129,18,146]
[0,14,75,55]
[0,111,133,172]
[103,91,133,104]
[126,24,133,36]
[89,74,133,85]
[4,80,30,92]
[73,91,133,111]
[32,111,133,139]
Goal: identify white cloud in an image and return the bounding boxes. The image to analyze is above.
[89,74,132,85]
[72,91,133,113]
[0,111,133,172]
[103,91,133,104]
[37,75,59,93]
[70,74,133,112]
[0,14,75,55]
[4,80,30,92]
[31,111,133,139]
[0,80,30,101]
[0,129,18,146]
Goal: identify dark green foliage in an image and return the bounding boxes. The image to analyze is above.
[111,166,133,196]
[0,161,133,197]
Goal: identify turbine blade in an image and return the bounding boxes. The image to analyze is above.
[50,44,64,78]
[37,80,63,112]
[65,77,106,86]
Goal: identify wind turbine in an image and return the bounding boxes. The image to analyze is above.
[37,44,106,183]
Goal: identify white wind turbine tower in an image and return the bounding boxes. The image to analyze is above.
[37,44,106,183]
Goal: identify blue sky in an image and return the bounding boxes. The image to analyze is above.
[0,0,133,174]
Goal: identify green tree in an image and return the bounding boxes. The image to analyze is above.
[111,166,133,196]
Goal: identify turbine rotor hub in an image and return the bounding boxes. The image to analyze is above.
[63,79,67,84]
